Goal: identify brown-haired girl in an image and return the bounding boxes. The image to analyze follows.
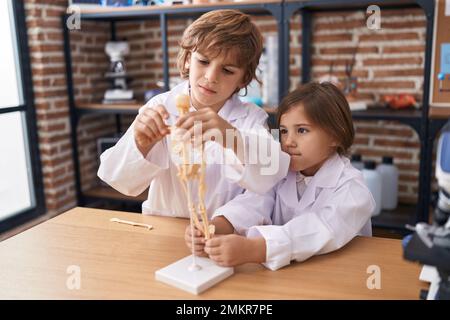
[191,82,375,270]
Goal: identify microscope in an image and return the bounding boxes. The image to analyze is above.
[103,41,134,103]
[403,119,450,300]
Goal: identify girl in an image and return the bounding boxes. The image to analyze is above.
[98,10,289,217]
[187,82,375,270]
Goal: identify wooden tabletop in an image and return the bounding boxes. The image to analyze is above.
[0,207,426,299]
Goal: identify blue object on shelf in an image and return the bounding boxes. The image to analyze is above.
[71,0,102,4]
[438,73,445,81]
[101,0,133,6]
[440,43,450,74]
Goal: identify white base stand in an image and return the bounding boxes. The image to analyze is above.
[155,255,233,295]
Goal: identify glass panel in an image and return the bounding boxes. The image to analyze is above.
[0,0,23,108]
[0,112,35,221]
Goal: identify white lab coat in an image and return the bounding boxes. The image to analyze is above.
[213,153,375,271]
[98,81,290,218]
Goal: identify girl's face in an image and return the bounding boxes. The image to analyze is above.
[186,51,245,112]
[280,104,337,176]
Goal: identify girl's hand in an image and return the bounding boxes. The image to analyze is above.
[204,234,266,267]
[134,105,170,156]
[184,224,208,257]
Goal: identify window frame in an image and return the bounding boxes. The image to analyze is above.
[0,0,46,234]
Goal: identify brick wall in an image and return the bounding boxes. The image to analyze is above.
[25,3,430,214]
[25,0,117,213]
[26,0,74,213]
[306,8,426,204]
[69,22,117,193]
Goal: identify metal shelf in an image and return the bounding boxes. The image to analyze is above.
[286,0,428,11]
[76,1,282,21]
[371,204,417,232]
[76,101,142,115]
[352,106,423,135]
[266,106,423,130]
[429,107,450,119]
[351,106,421,121]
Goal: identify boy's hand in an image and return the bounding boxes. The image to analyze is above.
[175,108,245,162]
[204,234,266,267]
[134,105,170,156]
[184,224,208,257]
[175,108,235,147]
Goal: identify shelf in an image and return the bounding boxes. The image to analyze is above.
[429,106,450,119]
[83,186,147,203]
[286,0,422,11]
[351,106,422,122]
[77,102,279,116]
[76,101,143,115]
[74,1,282,20]
[265,105,422,120]
[74,0,423,20]
[371,204,417,231]
[265,105,423,129]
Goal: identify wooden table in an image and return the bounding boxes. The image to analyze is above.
[0,207,427,299]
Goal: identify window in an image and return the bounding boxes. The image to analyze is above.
[0,0,45,233]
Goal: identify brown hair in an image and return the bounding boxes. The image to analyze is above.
[276,82,355,156]
[177,9,263,92]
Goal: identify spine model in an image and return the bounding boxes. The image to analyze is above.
[172,94,215,240]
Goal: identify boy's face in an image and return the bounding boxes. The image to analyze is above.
[186,50,245,112]
[280,105,336,176]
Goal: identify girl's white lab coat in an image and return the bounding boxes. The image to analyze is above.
[213,153,375,271]
[98,81,289,218]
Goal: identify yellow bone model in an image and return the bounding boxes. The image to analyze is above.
[172,94,214,239]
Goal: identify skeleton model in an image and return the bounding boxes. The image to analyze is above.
[155,94,234,293]
[171,94,215,269]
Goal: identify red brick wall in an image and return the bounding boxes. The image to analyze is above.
[69,23,117,193]
[306,8,426,204]
[25,0,116,213]
[26,0,74,212]
[25,3,430,214]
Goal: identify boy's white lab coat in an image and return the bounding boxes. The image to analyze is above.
[98,81,289,218]
[214,153,375,271]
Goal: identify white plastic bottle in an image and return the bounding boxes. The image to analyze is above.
[362,160,382,216]
[376,156,399,210]
[351,154,364,170]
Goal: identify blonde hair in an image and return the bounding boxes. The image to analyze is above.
[177,9,263,92]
